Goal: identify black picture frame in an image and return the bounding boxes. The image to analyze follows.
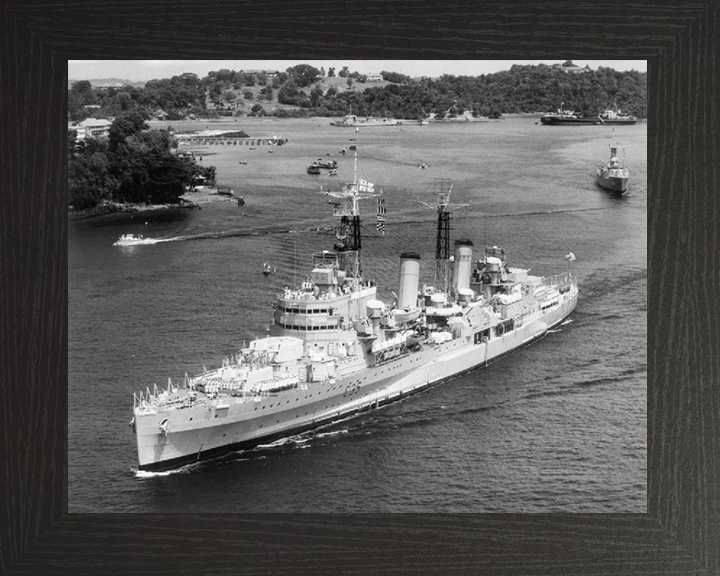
[2,1,717,574]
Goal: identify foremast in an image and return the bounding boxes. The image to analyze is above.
[322,151,381,283]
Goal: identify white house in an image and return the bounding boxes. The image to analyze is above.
[75,118,113,140]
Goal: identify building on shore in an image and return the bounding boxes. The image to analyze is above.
[72,118,113,141]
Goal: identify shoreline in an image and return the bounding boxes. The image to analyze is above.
[69,189,237,222]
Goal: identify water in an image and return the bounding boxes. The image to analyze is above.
[69,116,646,512]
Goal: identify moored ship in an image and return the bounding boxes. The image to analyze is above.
[330,114,401,127]
[597,108,637,125]
[596,143,630,194]
[131,168,579,472]
[541,103,638,126]
[540,106,600,125]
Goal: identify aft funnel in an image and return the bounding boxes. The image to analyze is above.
[452,240,473,292]
[397,252,421,309]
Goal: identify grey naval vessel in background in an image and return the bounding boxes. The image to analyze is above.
[596,143,630,194]
[131,172,579,472]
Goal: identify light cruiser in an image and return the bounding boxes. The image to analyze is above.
[132,175,578,472]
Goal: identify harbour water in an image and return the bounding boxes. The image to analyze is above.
[69,116,646,512]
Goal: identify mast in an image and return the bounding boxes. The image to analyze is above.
[322,150,380,283]
[418,178,469,294]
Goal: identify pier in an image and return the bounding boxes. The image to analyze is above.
[176,130,287,146]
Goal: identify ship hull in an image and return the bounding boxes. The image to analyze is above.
[598,119,637,125]
[135,291,577,472]
[540,117,601,125]
[596,174,629,194]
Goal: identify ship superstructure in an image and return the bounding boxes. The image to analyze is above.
[131,168,579,472]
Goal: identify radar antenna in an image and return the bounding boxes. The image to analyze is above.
[418,178,470,293]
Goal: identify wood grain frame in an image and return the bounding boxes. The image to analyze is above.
[1,1,717,574]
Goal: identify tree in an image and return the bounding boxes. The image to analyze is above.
[310,85,324,107]
[260,85,274,101]
[109,111,148,150]
[380,71,411,84]
[109,129,195,204]
[70,80,97,105]
[277,80,301,105]
[68,138,117,210]
[250,103,264,116]
[338,66,349,78]
[328,67,336,77]
[285,64,321,87]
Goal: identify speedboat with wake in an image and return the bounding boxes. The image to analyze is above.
[114,234,149,246]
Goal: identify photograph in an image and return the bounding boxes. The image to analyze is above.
[68,59,647,513]
[3,1,719,572]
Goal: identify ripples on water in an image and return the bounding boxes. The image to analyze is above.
[69,117,646,512]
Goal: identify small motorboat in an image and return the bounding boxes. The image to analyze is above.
[306,164,321,175]
[113,234,147,247]
[316,159,338,169]
[263,262,275,275]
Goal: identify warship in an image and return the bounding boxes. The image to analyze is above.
[596,143,630,194]
[131,172,579,472]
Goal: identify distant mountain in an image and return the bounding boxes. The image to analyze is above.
[69,78,145,88]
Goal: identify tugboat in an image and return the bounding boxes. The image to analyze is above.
[596,143,630,194]
[597,102,637,125]
[130,159,579,472]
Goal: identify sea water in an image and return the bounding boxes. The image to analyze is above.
[69,116,646,512]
